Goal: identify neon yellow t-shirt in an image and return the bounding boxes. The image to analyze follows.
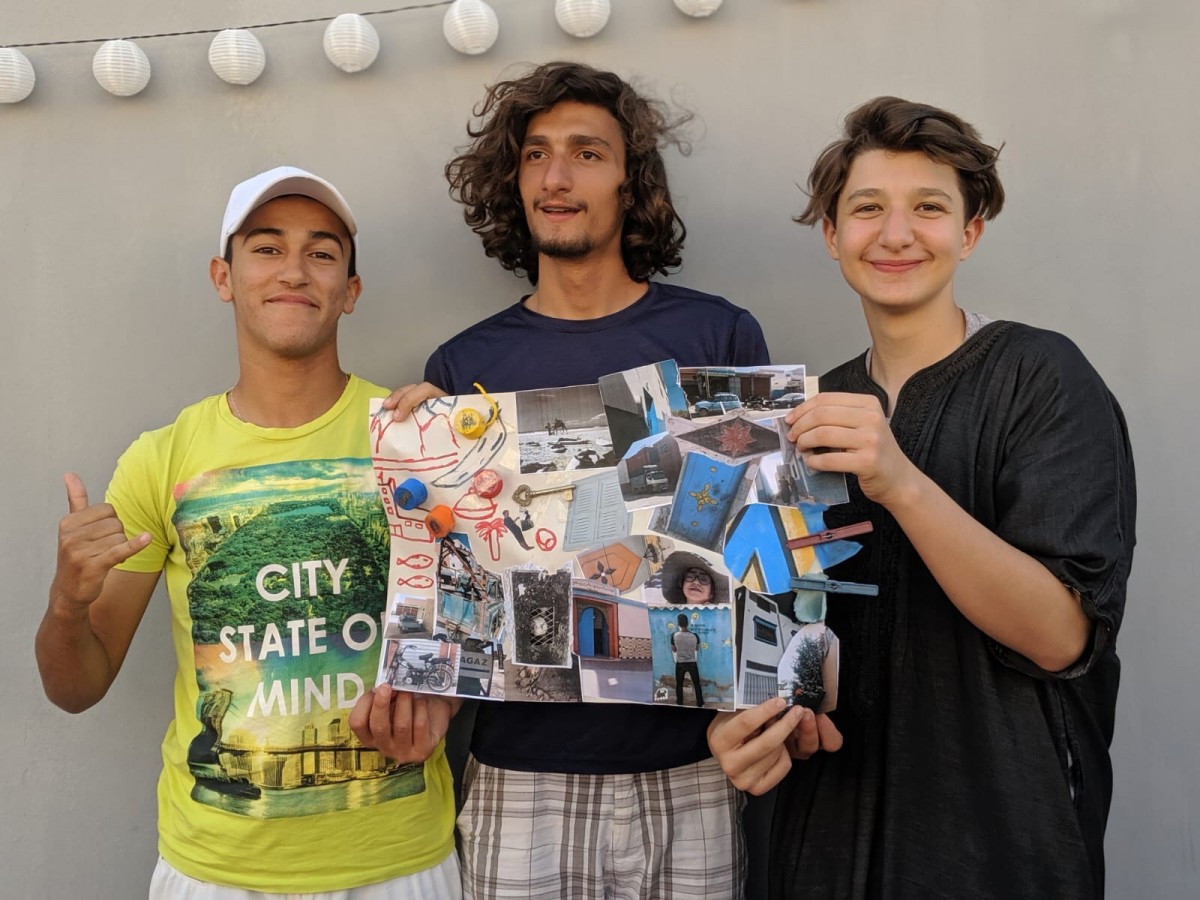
[109,376,454,892]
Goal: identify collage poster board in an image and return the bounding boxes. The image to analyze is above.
[368,361,872,712]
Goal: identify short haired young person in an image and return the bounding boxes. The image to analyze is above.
[708,98,1136,900]
[37,168,459,898]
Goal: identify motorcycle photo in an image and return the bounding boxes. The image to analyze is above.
[386,642,455,693]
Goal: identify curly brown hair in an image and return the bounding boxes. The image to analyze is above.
[796,96,1004,227]
[446,61,691,285]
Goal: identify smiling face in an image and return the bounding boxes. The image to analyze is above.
[210,195,361,362]
[822,149,983,318]
[681,567,715,604]
[517,100,628,267]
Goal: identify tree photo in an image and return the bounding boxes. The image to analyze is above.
[779,625,829,711]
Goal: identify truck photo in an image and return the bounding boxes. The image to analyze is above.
[630,465,670,494]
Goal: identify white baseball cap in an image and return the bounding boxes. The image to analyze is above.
[219,165,358,257]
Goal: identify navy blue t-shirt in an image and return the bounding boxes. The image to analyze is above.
[425,280,769,774]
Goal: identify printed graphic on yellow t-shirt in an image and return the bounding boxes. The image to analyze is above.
[173,457,424,818]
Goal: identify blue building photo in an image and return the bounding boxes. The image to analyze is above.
[647,604,735,709]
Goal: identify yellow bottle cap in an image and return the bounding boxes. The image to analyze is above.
[454,406,487,439]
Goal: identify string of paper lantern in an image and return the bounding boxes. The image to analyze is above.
[209,29,267,85]
[0,48,36,103]
[324,13,381,73]
[555,0,611,39]
[92,40,152,97]
[674,0,724,17]
[1,1,727,104]
[443,0,500,56]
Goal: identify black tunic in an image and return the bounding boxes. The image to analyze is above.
[769,321,1136,900]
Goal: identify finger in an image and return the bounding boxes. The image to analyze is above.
[97,531,152,568]
[367,684,401,751]
[815,714,844,752]
[792,398,883,432]
[60,512,125,545]
[427,698,452,745]
[794,424,868,456]
[749,745,794,795]
[750,704,805,750]
[64,473,90,514]
[787,708,820,759]
[802,392,878,411]
[59,499,139,538]
[783,731,799,759]
[784,393,825,426]
[408,692,430,750]
[714,705,804,786]
[729,740,793,793]
[386,689,417,756]
[381,383,419,411]
[787,405,846,444]
[59,528,133,578]
[348,689,376,746]
[707,698,788,753]
[796,448,856,474]
[388,383,446,421]
[785,392,853,425]
[63,516,151,561]
[389,387,422,421]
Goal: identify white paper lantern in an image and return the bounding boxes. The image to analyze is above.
[443,0,499,56]
[673,0,724,17]
[323,13,380,73]
[0,47,36,103]
[208,29,266,85]
[92,39,151,97]
[555,0,611,38]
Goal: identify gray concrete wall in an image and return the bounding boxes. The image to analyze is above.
[3,1,1194,896]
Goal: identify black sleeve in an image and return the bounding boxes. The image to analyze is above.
[727,311,771,366]
[988,332,1136,678]
[423,346,451,393]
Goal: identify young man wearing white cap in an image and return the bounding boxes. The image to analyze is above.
[36,167,460,898]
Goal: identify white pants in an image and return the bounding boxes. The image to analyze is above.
[149,852,461,900]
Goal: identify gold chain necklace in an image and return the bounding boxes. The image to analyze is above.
[226,389,245,422]
[226,373,350,423]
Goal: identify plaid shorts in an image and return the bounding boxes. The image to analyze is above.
[457,755,745,899]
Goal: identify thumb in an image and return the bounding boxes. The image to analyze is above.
[64,473,90,514]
